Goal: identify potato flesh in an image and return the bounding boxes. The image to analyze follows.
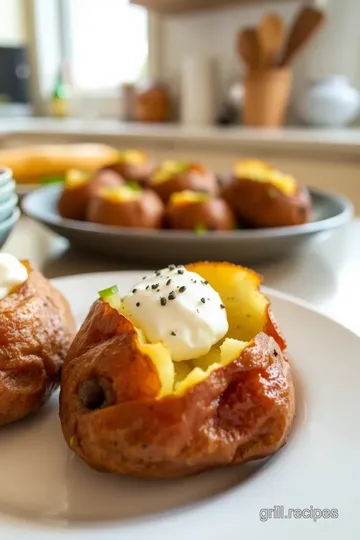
[109,262,269,396]
[234,160,296,196]
[100,186,141,203]
[170,190,211,206]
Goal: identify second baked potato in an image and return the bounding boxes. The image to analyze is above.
[222,159,312,228]
[166,190,236,231]
[87,185,164,229]
[150,161,218,203]
[102,149,154,187]
[58,168,123,221]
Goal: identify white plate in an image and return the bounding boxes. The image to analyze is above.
[0,271,359,540]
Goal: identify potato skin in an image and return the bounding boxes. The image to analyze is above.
[102,161,154,187]
[151,170,218,203]
[86,190,164,229]
[222,177,311,228]
[58,169,123,221]
[0,262,76,427]
[60,299,294,479]
[166,198,236,231]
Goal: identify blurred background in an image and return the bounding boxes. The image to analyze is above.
[1,0,360,208]
[0,0,359,124]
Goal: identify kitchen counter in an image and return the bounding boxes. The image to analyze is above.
[1,118,360,158]
[4,215,360,336]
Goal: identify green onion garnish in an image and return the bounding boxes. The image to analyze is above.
[125,181,141,192]
[194,224,208,235]
[98,285,119,298]
[41,175,65,185]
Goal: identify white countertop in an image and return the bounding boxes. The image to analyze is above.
[2,118,360,157]
[4,216,360,336]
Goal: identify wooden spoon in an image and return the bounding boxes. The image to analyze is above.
[279,7,325,67]
[258,13,285,68]
[237,27,261,71]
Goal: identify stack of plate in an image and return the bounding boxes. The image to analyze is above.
[0,168,20,248]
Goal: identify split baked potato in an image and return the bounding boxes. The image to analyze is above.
[166,190,236,231]
[87,185,164,229]
[60,262,295,479]
[222,159,312,228]
[150,161,218,203]
[58,168,123,221]
[0,261,75,426]
[102,150,154,187]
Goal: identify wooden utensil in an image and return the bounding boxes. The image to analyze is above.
[258,13,285,68]
[237,27,261,71]
[279,7,325,67]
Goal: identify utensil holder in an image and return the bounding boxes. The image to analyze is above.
[243,67,292,127]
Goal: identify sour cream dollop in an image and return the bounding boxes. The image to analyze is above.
[122,265,228,361]
[0,253,28,300]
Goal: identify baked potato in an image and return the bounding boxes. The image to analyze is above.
[222,159,312,228]
[166,191,236,231]
[0,259,75,427]
[150,161,218,203]
[60,261,295,479]
[58,168,123,221]
[102,150,154,187]
[86,185,164,229]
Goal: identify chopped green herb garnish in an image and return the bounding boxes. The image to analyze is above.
[41,175,65,185]
[125,181,141,192]
[98,285,119,298]
[194,224,207,235]
[267,187,278,199]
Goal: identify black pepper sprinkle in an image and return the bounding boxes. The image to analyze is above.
[168,264,175,270]
[142,276,146,280]
[220,304,225,309]
[171,331,176,336]
[160,297,167,306]
[168,291,176,300]
[200,297,206,303]
[179,286,186,293]
[151,284,159,290]
[136,302,140,307]
[155,271,161,276]
[273,349,278,357]
[157,289,160,293]
[132,289,137,293]
[202,280,208,285]
[177,269,184,275]
[166,279,172,286]
[146,285,150,290]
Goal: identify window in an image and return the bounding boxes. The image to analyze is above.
[63,0,148,91]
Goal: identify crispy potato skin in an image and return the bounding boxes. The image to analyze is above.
[151,171,218,203]
[86,190,164,229]
[166,198,236,231]
[60,297,294,479]
[58,170,123,221]
[222,177,311,228]
[102,161,154,187]
[0,262,75,427]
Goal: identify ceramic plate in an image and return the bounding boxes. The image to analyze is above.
[21,185,353,264]
[0,271,359,540]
